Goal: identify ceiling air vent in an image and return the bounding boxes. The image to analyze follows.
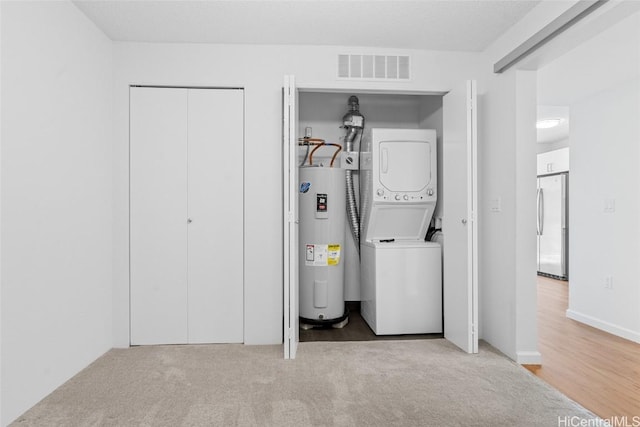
[338,54,411,81]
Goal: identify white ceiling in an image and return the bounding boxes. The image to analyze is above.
[73,0,540,51]
[537,105,569,144]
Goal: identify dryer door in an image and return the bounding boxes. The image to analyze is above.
[379,140,433,193]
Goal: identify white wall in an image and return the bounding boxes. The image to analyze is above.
[513,71,539,363]
[537,6,640,107]
[0,4,4,424]
[567,77,640,341]
[474,0,585,363]
[112,43,483,346]
[477,69,518,360]
[0,2,113,425]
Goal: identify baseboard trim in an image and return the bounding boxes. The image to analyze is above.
[566,309,640,344]
[517,351,542,365]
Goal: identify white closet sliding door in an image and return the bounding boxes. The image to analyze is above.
[130,87,244,345]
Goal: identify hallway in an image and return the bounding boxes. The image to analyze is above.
[526,276,640,418]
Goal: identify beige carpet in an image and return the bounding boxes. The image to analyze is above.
[12,340,595,426]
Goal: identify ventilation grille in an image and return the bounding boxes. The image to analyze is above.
[338,54,411,81]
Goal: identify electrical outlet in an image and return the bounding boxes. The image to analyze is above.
[305,127,313,138]
[604,276,614,290]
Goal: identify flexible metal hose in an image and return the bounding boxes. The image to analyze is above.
[342,96,364,254]
[345,129,360,252]
[345,169,360,248]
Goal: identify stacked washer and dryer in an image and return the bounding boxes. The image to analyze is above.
[360,128,442,335]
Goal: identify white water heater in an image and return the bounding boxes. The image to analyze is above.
[298,166,347,324]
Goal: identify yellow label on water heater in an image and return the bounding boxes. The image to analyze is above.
[327,244,341,266]
[305,243,341,266]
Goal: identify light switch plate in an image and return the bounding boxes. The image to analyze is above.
[604,198,615,213]
[490,197,502,212]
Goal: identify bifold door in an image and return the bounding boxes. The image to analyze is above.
[282,76,299,359]
[130,87,244,345]
[443,80,479,354]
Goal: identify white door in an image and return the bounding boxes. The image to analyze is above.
[443,80,479,354]
[187,89,244,343]
[130,87,189,345]
[131,87,244,345]
[283,75,299,359]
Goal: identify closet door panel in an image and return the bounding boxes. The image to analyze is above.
[130,87,189,345]
[187,89,244,343]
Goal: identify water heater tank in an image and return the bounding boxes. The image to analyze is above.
[298,166,346,323]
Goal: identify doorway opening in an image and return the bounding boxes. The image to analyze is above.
[532,7,639,339]
[525,6,640,418]
[296,91,445,344]
[283,81,478,358]
[535,106,569,281]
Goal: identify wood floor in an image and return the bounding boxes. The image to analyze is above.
[525,276,640,418]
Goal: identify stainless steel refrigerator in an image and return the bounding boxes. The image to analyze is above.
[537,172,568,280]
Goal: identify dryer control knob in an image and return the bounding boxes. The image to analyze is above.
[403,195,409,200]
[395,194,401,201]
[427,188,434,196]
[376,189,384,197]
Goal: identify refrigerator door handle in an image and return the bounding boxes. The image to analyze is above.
[536,188,541,235]
[539,188,544,235]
